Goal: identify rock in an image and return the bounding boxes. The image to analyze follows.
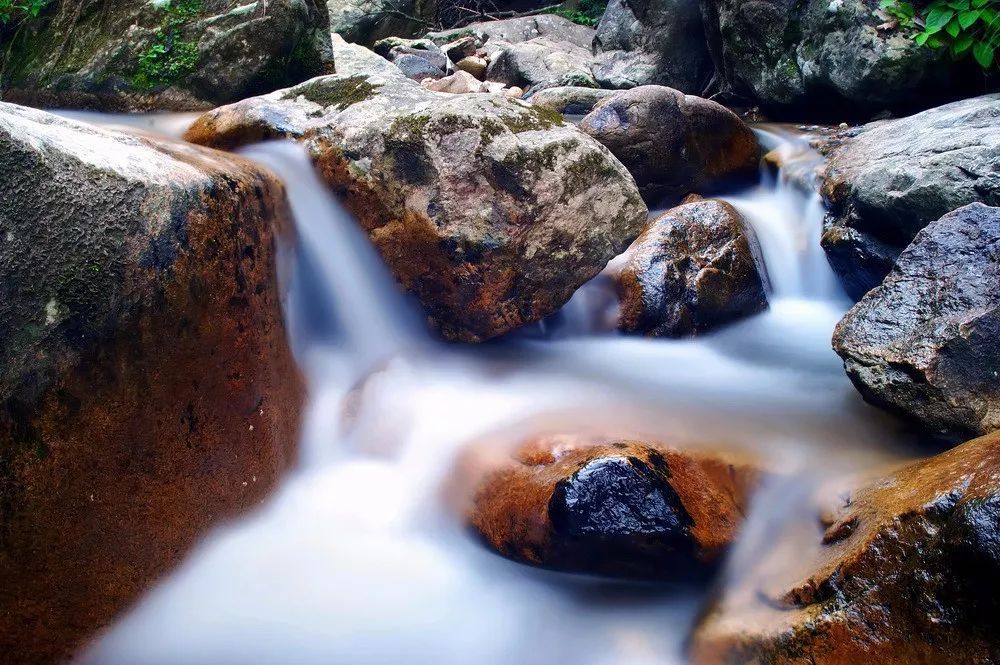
[701,0,983,118]
[185,37,648,343]
[0,103,302,663]
[485,37,597,92]
[615,199,769,337]
[373,37,450,80]
[441,36,478,62]
[579,85,760,203]
[593,0,713,93]
[833,203,1000,437]
[426,15,596,51]
[820,95,1000,299]
[528,86,618,115]
[452,433,766,579]
[504,86,524,99]
[690,429,1000,664]
[326,0,431,45]
[422,69,485,93]
[456,56,488,79]
[0,0,324,112]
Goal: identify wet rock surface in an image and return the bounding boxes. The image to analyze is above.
[701,0,980,118]
[0,103,303,663]
[186,36,647,342]
[615,199,769,337]
[0,0,325,111]
[528,85,617,115]
[690,429,1000,664]
[820,94,1000,298]
[593,0,712,92]
[579,85,760,203]
[833,203,1000,437]
[453,434,765,579]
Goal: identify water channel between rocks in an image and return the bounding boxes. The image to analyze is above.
[66,112,929,665]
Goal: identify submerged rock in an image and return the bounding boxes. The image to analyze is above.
[615,199,769,337]
[453,434,765,579]
[820,95,1000,299]
[186,37,647,342]
[701,0,982,118]
[690,429,1000,664]
[593,0,713,92]
[833,203,1000,437]
[528,85,617,115]
[0,103,302,662]
[579,85,760,203]
[0,0,324,111]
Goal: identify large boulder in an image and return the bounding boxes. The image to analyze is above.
[185,37,648,342]
[820,94,1000,299]
[426,14,596,50]
[0,103,303,663]
[701,0,984,118]
[615,199,769,337]
[690,429,1000,664]
[373,37,451,80]
[485,37,597,92]
[579,85,760,203]
[0,0,325,111]
[593,0,713,93]
[833,203,1000,438]
[451,433,766,579]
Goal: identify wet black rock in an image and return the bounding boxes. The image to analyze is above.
[833,203,1000,436]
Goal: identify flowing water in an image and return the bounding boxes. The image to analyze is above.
[69,117,927,664]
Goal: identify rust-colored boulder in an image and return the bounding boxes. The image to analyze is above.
[0,103,303,663]
[452,433,766,579]
[615,199,769,337]
[186,36,647,342]
[690,430,1000,664]
[579,85,760,203]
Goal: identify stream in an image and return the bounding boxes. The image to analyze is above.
[68,114,926,665]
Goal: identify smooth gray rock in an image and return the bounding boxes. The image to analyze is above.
[485,37,596,92]
[594,0,713,93]
[833,203,1000,437]
[426,15,596,50]
[821,95,1000,298]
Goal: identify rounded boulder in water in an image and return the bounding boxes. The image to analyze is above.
[450,433,767,580]
[579,85,760,204]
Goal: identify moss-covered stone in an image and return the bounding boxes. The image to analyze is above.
[286,75,378,109]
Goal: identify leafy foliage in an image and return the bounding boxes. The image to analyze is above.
[880,0,1000,69]
[132,0,202,90]
[0,0,47,26]
[546,0,607,26]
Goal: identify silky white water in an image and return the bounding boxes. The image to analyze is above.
[74,119,921,665]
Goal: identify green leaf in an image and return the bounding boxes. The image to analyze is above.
[973,0,989,7]
[927,34,946,47]
[974,41,995,67]
[915,30,931,44]
[925,6,956,31]
[952,33,975,54]
[959,9,982,27]
[946,15,962,36]
[947,0,969,9]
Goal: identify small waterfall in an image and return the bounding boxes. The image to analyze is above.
[720,126,844,302]
[240,142,428,375]
[80,118,912,665]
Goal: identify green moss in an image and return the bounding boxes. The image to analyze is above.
[500,105,565,133]
[287,75,378,109]
[130,0,203,90]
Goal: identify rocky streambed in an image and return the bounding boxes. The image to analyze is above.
[1,1,999,664]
